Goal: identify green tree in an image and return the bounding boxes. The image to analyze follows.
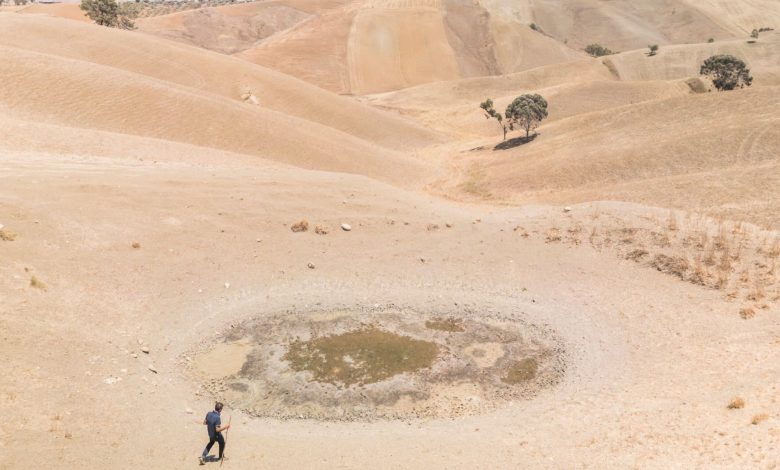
[700,55,753,91]
[648,44,659,56]
[505,94,549,139]
[480,99,508,141]
[584,44,614,57]
[80,0,137,29]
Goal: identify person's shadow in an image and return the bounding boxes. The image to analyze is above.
[493,133,538,151]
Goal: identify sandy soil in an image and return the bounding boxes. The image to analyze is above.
[1,4,780,469]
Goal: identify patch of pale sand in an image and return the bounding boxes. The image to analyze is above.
[194,342,251,379]
[464,342,504,368]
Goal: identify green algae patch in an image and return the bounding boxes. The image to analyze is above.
[284,327,439,386]
[501,358,538,384]
[425,317,465,332]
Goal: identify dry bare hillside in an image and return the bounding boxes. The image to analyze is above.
[135,0,583,93]
[129,0,780,94]
[0,15,447,185]
[440,87,780,228]
[0,14,439,153]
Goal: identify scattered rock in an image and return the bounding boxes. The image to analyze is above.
[314,225,329,235]
[141,346,150,354]
[291,220,309,232]
[148,364,158,374]
[131,241,141,249]
[445,223,452,228]
[307,263,316,269]
[224,282,230,289]
[185,407,193,414]
[341,223,352,232]
[563,206,572,213]
[426,224,439,231]
[131,353,138,359]
[104,377,121,385]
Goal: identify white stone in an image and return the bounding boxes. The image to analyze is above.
[341,223,352,231]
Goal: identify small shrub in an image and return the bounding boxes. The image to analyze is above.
[751,413,769,425]
[707,38,715,43]
[314,224,329,235]
[30,276,46,290]
[650,254,689,279]
[648,44,659,56]
[728,397,745,409]
[739,307,755,319]
[290,220,309,232]
[584,44,614,57]
[750,29,759,39]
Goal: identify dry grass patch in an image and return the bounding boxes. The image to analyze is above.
[739,307,756,319]
[625,249,649,262]
[314,224,329,235]
[30,276,46,290]
[751,413,769,425]
[459,164,492,199]
[728,397,745,409]
[0,229,17,241]
[545,228,561,243]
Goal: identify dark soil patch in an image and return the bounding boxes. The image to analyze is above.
[284,327,439,386]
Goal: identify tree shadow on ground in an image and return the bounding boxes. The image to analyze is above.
[493,134,537,151]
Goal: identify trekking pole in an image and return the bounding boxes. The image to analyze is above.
[220,415,232,466]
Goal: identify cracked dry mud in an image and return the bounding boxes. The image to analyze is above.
[191,307,565,421]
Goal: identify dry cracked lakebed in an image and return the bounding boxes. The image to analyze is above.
[190,307,565,421]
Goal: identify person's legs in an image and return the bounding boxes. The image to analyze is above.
[216,434,226,460]
[202,437,217,458]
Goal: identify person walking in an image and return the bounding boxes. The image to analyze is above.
[200,402,230,465]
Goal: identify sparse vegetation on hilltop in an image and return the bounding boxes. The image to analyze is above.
[80,0,139,29]
[648,44,659,56]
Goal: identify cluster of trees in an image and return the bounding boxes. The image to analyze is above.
[0,0,30,5]
[477,54,752,144]
[700,55,753,90]
[584,44,614,57]
[479,94,548,142]
[80,0,139,29]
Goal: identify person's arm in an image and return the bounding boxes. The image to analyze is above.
[216,423,231,432]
